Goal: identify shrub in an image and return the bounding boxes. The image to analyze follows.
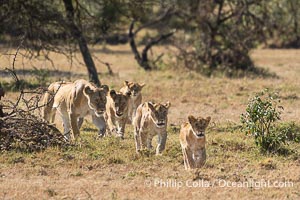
[240,89,287,153]
[276,122,300,142]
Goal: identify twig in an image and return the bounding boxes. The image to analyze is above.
[5,35,26,90]
[153,53,164,64]
[93,55,113,75]
[133,7,175,35]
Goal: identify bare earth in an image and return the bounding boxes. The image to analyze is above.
[0,46,300,199]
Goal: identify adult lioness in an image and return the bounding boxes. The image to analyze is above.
[42,81,72,123]
[119,81,145,124]
[49,79,108,141]
[133,101,171,155]
[179,115,211,170]
[105,90,131,139]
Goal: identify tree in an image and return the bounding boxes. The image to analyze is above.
[265,0,300,48]
[171,0,267,75]
[62,0,100,85]
[0,0,107,85]
[128,7,175,70]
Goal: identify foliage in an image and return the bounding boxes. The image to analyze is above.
[276,122,300,143]
[266,0,300,48]
[173,0,267,74]
[240,89,288,153]
[1,0,300,76]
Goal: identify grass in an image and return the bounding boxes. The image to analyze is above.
[0,46,300,199]
[0,122,299,199]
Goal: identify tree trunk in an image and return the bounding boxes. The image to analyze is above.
[128,21,151,70]
[128,21,174,71]
[62,0,100,86]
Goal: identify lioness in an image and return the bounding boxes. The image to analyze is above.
[44,79,109,141]
[105,90,130,139]
[42,81,71,123]
[179,115,211,170]
[133,101,171,155]
[119,81,145,124]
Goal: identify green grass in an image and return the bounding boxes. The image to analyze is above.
[1,121,298,172]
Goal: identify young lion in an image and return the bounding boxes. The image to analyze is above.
[133,101,171,155]
[105,90,130,139]
[46,79,109,141]
[179,115,211,170]
[119,81,145,124]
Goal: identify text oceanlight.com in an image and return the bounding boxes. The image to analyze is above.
[144,178,294,189]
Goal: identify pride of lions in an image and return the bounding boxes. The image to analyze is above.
[42,79,210,170]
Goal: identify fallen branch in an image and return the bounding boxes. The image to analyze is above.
[0,43,69,152]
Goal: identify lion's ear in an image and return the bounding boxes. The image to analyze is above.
[188,115,196,125]
[124,81,129,86]
[101,85,109,95]
[110,90,117,99]
[148,102,156,112]
[139,83,146,88]
[164,101,171,109]
[84,86,93,95]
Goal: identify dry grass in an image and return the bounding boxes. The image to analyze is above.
[0,46,300,199]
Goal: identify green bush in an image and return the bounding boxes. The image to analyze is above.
[276,122,300,142]
[240,89,287,153]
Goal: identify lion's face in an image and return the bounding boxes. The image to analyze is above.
[109,90,130,118]
[123,81,145,97]
[148,102,171,128]
[84,85,109,117]
[188,116,211,138]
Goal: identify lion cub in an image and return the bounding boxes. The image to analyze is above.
[105,90,130,139]
[133,101,171,155]
[179,115,211,170]
[119,81,145,124]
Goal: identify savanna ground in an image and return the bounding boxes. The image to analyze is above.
[0,45,300,199]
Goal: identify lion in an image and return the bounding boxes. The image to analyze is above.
[43,79,109,141]
[42,81,72,123]
[179,115,211,170]
[119,81,145,124]
[133,101,171,155]
[105,90,131,139]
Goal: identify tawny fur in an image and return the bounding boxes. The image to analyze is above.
[105,90,130,139]
[42,81,72,123]
[119,81,145,124]
[133,101,170,155]
[179,115,211,170]
[43,79,108,141]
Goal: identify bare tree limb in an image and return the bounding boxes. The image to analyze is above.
[133,7,175,35]
[93,55,114,75]
[129,19,175,71]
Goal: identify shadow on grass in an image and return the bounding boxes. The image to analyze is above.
[188,65,279,79]
[0,68,86,91]
[0,69,84,78]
